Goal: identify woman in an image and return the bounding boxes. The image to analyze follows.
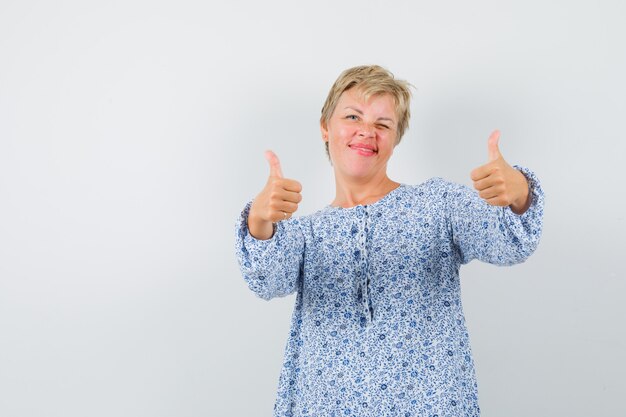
[235,65,544,416]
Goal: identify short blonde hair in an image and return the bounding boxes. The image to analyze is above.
[320,65,413,159]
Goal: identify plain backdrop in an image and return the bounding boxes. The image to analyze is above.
[1,1,624,416]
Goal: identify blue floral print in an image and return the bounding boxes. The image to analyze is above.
[235,165,544,417]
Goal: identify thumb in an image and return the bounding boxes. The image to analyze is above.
[487,130,502,162]
[264,150,284,178]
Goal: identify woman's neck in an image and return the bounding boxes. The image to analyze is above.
[331,173,400,208]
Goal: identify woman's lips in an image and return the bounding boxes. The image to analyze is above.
[349,144,377,156]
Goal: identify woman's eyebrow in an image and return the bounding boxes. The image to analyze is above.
[344,106,364,114]
[344,106,395,122]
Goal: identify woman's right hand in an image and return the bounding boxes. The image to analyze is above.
[248,150,303,240]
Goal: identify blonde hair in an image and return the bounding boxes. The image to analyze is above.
[320,65,413,160]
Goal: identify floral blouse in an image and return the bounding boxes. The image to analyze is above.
[234,166,544,417]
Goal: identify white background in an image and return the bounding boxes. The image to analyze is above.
[1,1,624,416]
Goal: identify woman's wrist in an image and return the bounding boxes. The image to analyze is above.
[509,169,531,214]
[248,211,275,240]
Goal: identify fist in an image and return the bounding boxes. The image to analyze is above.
[470,130,530,214]
[248,150,303,239]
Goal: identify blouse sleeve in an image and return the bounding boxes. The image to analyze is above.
[441,165,545,266]
[234,200,306,300]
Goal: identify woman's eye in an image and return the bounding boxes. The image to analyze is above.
[377,124,389,130]
[346,115,359,120]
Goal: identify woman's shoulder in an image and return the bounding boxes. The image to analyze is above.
[404,177,468,197]
[399,178,478,214]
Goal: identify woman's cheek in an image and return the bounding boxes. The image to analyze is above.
[338,125,355,139]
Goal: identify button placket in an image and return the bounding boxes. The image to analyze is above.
[364,206,374,323]
[354,205,372,326]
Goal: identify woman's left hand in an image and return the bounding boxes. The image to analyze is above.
[470,130,531,215]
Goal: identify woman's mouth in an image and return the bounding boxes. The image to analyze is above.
[349,144,377,156]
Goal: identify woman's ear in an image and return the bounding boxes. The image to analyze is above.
[320,120,328,143]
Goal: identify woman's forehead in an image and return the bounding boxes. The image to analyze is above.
[337,89,397,117]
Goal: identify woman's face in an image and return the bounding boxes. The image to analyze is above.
[321,88,398,182]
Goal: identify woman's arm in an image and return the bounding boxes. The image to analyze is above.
[234,150,305,300]
[234,200,306,300]
[441,166,545,266]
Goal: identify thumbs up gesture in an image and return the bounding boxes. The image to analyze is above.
[248,150,303,240]
[470,130,531,214]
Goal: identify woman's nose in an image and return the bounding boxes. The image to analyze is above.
[358,124,375,138]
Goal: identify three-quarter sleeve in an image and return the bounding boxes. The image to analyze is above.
[234,200,306,300]
[440,165,545,266]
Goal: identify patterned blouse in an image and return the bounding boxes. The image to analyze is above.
[234,166,544,417]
